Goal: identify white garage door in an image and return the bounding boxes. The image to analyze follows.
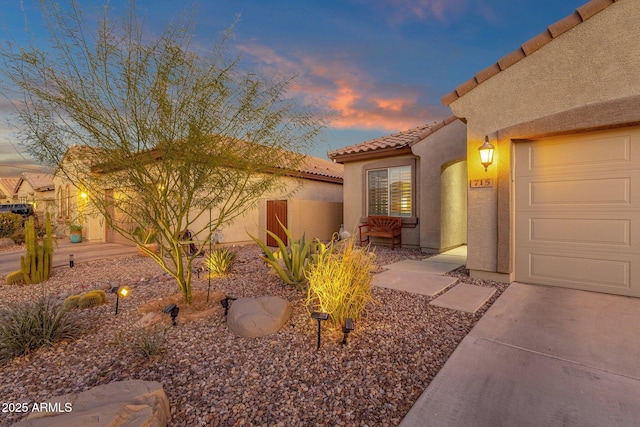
[515,127,640,297]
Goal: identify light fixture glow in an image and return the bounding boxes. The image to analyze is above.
[478,136,495,172]
[111,285,131,315]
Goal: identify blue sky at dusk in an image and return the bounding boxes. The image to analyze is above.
[0,0,587,176]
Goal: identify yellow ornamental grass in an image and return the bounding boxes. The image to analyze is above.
[305,237,377,330]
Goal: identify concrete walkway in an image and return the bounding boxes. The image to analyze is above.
[400,282,640,427]
[374,246,496,314]
[373,246,465,296]
[0,240,138,278]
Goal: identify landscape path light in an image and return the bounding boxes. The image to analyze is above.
[221,296,237,317]
[69,254,74,268]
[341,318,354,345]
[163,303,180,326]
[311,311,329,349]
[110,285,131,315]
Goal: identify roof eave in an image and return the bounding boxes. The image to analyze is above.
[329,146,414,164]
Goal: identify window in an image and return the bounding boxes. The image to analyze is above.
[57,184,72,220]
[367,165,412,217]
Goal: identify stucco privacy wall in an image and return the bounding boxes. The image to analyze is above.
[411,119,467,251]
[165,176,344,245]
[447,0,640,280]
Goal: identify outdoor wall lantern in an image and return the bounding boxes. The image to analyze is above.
[341,318,354,345]
[111,285,131,315]
[478,136,495,172]
[311,311,329,349]
[163,303,180,326]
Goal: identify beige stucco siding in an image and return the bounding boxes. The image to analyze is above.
[448,0,640,280]
[184,176,343,245]
[340,120,467,251]
[341,154,421,248]
[411,119,467,251]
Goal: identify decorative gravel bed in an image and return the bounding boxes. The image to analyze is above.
[0,244,508,426]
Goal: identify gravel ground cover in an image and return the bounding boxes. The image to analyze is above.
[0,244,508,426]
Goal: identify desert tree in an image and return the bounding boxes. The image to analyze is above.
[0,0,322,303]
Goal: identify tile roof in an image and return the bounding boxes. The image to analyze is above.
[299,156,343,182]
[20,173,55,191]
[0,177,20,195]
[328,116,459,162]
[441,0,619,106]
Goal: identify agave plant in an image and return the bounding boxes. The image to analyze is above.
[205,247,237,277]
[249,219,314,292]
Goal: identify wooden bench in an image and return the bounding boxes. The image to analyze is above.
[358,216,402,250]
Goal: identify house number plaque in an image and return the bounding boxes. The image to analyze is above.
[469,178,494,188]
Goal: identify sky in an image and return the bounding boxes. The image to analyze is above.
[0,0,588,177]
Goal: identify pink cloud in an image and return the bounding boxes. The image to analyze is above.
[239,43,443,133]
[382,0,467,24]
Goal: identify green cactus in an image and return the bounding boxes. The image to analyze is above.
[19,213,54,284]
[65,290,107,310]
[5,270,26,285]
[77,290,107,309]
[63,295,81,311]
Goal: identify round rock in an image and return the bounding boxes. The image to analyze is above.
[227,296,292,338]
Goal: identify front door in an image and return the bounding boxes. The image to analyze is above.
[266,200,288,246]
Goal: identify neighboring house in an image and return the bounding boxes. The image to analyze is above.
[328,116,467,252]
[0,177,20,203]
[55,145,344,245]
[14,173,56,217]
[442,0,640,297]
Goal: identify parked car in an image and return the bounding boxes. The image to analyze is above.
[0,203,36,224]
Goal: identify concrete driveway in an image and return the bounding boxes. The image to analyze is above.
[400,282,640,427]
[0,240,138,278]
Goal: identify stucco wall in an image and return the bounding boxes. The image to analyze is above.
[448,0,640,279]
[440,160,467,250]
[340,120,467,251]
[341,154,421,248]
[411,119,467,251]
[191,177,344,245]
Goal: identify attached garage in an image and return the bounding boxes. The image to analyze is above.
[515,127,640,297]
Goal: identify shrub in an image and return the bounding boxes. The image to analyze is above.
[205,247,237,277]
[10,229,25,244]
[131,326,166,358]
[305,238,377,330]
[0,213,23,239]
[0,296,81,364]
[249,219,314,292]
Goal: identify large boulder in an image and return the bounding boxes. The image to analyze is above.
[227,296,292,338]
[12,380,169,427]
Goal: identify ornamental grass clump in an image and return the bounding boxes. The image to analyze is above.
[0,296,81,365]
[131,325,166,358]
[305,237,377,330]
[205,247,237,277]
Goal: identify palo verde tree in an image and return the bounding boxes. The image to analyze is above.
[0,1,322,303]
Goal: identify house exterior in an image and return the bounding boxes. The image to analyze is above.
[54,146,344,246]
[14,173,56,217]
[0,177,19,203]
[0,174,55,217]
[443,0,640,297]
[328,116,467,252]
